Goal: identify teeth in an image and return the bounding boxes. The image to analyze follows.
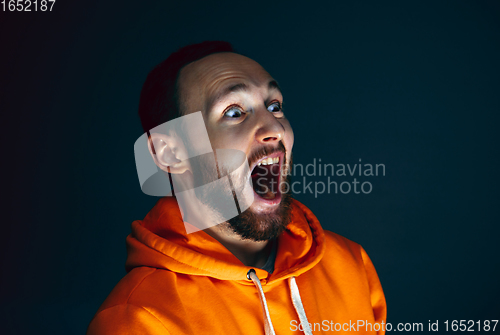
[257,157,280,166]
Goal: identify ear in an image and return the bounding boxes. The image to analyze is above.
[147,132,188,174]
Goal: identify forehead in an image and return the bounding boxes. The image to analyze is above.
[178,53,277,112]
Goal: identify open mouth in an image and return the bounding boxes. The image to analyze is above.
[250,154,283,203]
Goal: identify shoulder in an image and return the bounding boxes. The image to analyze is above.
[94,267,159,309]
[87,267,178,335]
[324,230,362,257]
[320,230,376,273]
[87,303,170,335]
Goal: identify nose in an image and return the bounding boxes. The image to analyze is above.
[254,109,285,144]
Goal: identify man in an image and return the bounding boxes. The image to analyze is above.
[87,41,387,334]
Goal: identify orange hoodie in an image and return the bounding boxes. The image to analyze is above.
[87,197,386,334]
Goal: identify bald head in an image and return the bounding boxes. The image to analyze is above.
[177,52,278,117]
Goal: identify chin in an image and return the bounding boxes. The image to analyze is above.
[227,187,293,242]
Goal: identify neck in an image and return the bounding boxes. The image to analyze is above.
[204,225,272,268]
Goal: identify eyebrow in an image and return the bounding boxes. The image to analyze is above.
[209,80,282,110]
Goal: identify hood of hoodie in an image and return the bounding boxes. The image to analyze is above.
[125,197,325,284]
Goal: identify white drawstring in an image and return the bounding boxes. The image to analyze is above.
[289,276,313,335]
[247,270,312,335]
[247,269,276,335]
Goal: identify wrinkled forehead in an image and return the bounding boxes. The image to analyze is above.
[178,52,275,113]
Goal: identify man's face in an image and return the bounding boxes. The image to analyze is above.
[178,52,295,240]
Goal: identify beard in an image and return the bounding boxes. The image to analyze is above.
[187,142,293,242]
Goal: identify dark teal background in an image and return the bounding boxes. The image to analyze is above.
[1,0,499,333]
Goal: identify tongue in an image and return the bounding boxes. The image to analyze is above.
[251,164,277,200]
[262,189,276,200]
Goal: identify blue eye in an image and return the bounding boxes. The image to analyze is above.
[267,101,282,113]
[224,106,243,118]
